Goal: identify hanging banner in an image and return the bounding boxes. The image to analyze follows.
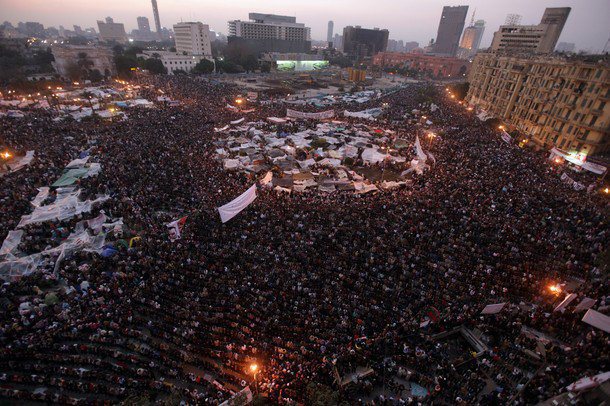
[573,298,596,313]
[217,185,257,223]
[501,131,512,144]
[553,293,577,312]
[286,108,334,120]
[414,135,427,162]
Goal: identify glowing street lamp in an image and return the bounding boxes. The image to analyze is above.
[1,151,12,160]
[548,284,562,295]
[250,363,259,394]
[604,187,609,194]
[235,98,243,105]
[498,125,505,131]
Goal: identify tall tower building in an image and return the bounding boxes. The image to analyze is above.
[327,21,334,44]
[151,0,162,39]
[137,16,151,33]
[459,13,485,57]
[434,5,469,56]
[538,7,571,53]
[173,22,212,55]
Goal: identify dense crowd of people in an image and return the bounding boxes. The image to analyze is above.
[0,75,608,405]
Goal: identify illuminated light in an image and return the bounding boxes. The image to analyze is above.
[548,284,562,294]
[249,364,258,373]
[235,98,243,104]
[604,187,609,194]
[450,95,456,99]
[2,151,12,159]
[498,125,505,130]
[554,157,561,164]
[467,107,473,111]
[73,82,79,85]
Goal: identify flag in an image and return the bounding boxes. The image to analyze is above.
[167,216,188,241]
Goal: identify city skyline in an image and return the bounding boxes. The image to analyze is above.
[3,0,609,52]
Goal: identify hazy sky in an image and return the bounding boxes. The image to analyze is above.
[2,0,609,52]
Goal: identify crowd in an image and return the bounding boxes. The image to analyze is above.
[0,75,608,405]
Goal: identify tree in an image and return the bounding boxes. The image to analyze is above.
[192,59,214,74]
[88,69,103,82]
[65,62,83,81]
[141,58,167,74]
[242,54,259,72]
[114,54,138,78]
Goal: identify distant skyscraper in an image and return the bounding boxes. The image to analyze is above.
[434,5,469,56]
[538,7,571,53]
[327,21,334,44]
[97,17,128,43]
[459,16,485,57]
[342,25,389,61]
[151,0,162,39]
[137,17,151,33]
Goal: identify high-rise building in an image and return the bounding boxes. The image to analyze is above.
[97,17,128,44]
[137,17,151,33]
[333,34,343,51]
[490,7,570,54]
[538,7,571,54]
[151,0,162,39]
[433,5,469,56]
[227,13,311,54]
[342,25,389,61]
[467,52,610,157]
[459,18,485,58]
[172,22,212,56]
[327,21,334,44]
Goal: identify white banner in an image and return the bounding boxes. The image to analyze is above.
[581,309,610,333]
[218,185,257,223]
[219,386,253,406]
[501,131,512,143]
[286,108,334,120]
[231,118,245,125]
[573,297,596,313]
[554,293,577,312]
[481,303,506,314]
[414,135,427,162]
[0,230,24,256]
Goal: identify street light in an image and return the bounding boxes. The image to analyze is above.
[250,363,258,394]
[1,151,12,160]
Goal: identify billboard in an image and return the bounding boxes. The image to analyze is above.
[277,60,329,72]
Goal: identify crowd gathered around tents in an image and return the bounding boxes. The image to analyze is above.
[0,75,608,405]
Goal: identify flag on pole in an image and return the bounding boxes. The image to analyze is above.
[167,216,188,241]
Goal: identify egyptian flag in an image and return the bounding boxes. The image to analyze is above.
[167,216,188,241]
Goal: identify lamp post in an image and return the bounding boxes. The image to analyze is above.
[250,363,258,394]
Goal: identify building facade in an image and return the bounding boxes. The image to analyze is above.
[172,22,212,56]
[342,26,389,61]
[52,45,116,78]
[433,5,469,57]
[490,7,570,54]
[97,17,127,44]
[467,53,610,157]
[227,13,311,54]
[372,52,470,78]
[139,51,210,74]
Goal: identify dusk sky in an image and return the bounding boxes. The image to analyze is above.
[3,0,609,52]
